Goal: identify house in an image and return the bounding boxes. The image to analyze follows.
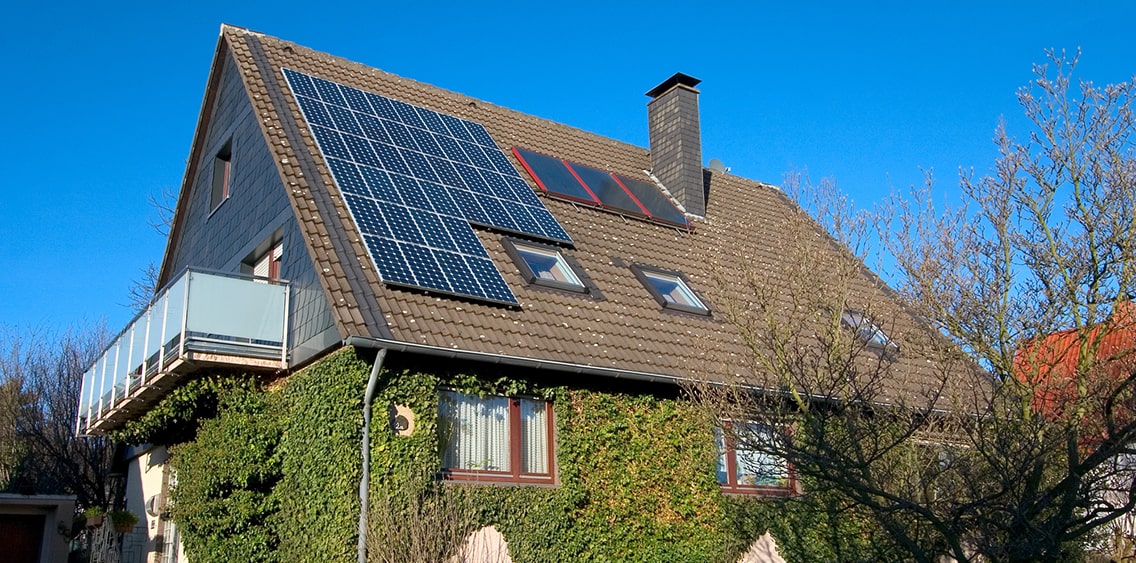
[0,494,75,563]
[1014,300,1136,431]
[74,25,944,562]
[1013,301,1136,547]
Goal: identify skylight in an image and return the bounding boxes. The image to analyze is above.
[516,244,582,287]
[632,265,709,314]
[841,310,897,352]
[503,239,599,297]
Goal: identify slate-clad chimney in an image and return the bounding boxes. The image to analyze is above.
[647,73,704,217]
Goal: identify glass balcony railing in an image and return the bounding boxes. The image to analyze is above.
[76,268,289,435]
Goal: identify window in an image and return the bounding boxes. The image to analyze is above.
[210,140,232,211]
[631,264,710,315]
[716,422,794,495]
[241,233,283,281]
[439,390,554,484]
[841,309,898,352]
[253,241,283,279]
[502,238,601,297]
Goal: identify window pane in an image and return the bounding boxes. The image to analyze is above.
[644,271,705,310]
[841,310,893,348]
[735,446,788,487]
[515,245,582,287]
[440,391,510,472]
[715,428,729,484]
[735,424,789,488]
[519,399,548,474]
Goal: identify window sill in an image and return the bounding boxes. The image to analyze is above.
[207,196,231,219]
[719,484,796,497]
[439,469,557,487]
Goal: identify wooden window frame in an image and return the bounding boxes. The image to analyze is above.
[210,140,233,213]
[439,391,556,485]
[717,421,796,496]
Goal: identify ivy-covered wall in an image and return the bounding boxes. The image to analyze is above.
[151,347,892,563]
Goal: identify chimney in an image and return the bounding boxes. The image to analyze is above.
[647,73,704,217]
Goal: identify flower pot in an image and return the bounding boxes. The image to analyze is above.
[85,515,104,528]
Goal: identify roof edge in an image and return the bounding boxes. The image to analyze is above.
[345,336,685,386]
[156,31,235,287]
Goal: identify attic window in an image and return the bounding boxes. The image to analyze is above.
[841,310,898,352]
[502,238,602,298]
[631,264,709,315]
[210,139,233,212]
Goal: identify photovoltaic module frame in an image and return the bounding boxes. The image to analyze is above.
[282,68,573,306]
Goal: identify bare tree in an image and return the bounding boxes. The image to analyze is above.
[126,185,178,314]
[692,50,1136,562]
[367,475,509,563]
[0,325,115,510]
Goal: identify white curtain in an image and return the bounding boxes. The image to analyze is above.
[441,391,510,471]
[520,399,547,474]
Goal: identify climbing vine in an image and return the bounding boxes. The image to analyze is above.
[158,349,892,562]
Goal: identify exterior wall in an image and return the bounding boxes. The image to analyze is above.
[166,54,337,366]
[115,446,187,563]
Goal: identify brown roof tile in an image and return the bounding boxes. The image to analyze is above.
[212,25,948,394]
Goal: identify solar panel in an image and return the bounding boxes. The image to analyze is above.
[567,163,646,217]
[615,175,691,227]
[513,147,691,229]
[283,68,573,305]
[512,148,597,204]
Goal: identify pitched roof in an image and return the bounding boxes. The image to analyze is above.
[163,24,949,392]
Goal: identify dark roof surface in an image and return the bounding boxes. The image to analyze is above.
[192,25,947,392]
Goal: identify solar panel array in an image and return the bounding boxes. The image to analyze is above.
[513,147,691,229]
[282,68,573,305]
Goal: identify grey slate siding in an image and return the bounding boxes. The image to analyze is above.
[648,85,704,217]
[167,56,336,365]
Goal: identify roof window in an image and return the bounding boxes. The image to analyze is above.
[631,264,709,315]
[503,238,601,298]
[841,310,898,352]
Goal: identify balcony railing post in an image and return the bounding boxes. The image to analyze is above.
[140,306,150,387]
[159,281,171,372]
[109,341,120,410]
[180,271,191,359]
[282,285,291,365]
[95,353,106,420]
[126,322,136,395]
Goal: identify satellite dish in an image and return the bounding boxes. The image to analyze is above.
[708,158,729,173]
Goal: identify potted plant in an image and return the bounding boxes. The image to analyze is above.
[82,507,105,528]
[108,509,138,533]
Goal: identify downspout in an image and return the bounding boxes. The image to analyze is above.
[357,347,387,563]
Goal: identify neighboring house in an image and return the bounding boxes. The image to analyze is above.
[0,494,75,563]
[74,25,941,562]
[1014,301,1136,434]
[1014,301,1136,547]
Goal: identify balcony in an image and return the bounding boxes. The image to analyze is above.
[76,269,289,436]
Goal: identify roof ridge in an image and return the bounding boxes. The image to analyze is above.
[246,30,651,169]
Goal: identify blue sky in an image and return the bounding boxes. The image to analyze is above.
[2,0,1134,333]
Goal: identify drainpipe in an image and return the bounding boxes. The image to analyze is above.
[357,347,387,563]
